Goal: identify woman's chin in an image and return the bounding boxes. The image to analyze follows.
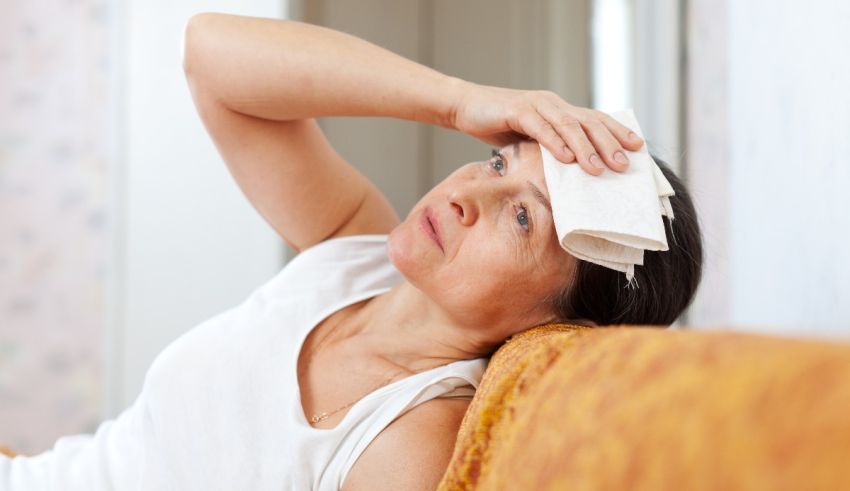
[387,223,429,283]
[387,224,412,270]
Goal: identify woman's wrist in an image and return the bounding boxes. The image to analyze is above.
[436,76,477,131]
[406,74,475,130]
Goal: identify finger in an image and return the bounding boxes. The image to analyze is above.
[536,105,604,176]
[546,102,629,171]
[582,119,630,172]
[517,112,576,164]
[599,112,644,150]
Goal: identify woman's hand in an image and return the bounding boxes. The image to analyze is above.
[450,81,644,175]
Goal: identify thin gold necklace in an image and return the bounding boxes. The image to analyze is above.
[309,365,433,424]
[305,307,433,425]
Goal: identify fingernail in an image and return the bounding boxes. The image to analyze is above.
[629,131,641,141]
[589,154,604,169]
[614,151,629,166]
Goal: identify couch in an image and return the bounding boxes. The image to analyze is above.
[437,324,850,490]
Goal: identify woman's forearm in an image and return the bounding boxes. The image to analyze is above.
[183,13,464,128]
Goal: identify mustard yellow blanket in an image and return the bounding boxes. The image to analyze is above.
[439,325,850,490]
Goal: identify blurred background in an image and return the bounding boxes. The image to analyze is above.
[1,0,848,453]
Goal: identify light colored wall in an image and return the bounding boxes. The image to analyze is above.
[687,0,730,327]
[631,0,683,173]
[0,0,111,454]
[0,0,288,453]
[115,0,286,413]
[591,0,683,170]
[688,0,850,334]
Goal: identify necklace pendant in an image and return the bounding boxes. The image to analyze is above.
[311,413,327,423]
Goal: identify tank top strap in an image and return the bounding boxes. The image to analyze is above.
[335,357,488,487]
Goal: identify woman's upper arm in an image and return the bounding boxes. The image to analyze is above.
[341,398,470,491]
[187,86,400,252]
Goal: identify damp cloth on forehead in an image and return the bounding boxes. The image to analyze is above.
[540,108,675,285]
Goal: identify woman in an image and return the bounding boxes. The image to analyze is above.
[0,12,702,491]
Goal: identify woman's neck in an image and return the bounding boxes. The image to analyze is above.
[333,281,497,372]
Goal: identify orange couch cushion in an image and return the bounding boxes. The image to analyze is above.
[438,325,850,490]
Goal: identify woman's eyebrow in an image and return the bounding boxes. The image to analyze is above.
[527,181,551,213]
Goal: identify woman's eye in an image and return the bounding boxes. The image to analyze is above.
[489,150,506,175]
[516,207,530,231]
[492,157,505,173]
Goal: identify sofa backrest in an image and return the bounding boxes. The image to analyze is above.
[439,324,850,490]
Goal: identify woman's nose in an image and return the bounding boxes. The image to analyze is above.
[450,198,477,226]
[449,182,487,226]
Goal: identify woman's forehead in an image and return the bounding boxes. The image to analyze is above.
[503,140,543,171]
[503,141,550,201]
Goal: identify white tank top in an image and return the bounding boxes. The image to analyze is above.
[0,235,488,491]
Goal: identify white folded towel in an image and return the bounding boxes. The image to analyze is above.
[540,109,675,286]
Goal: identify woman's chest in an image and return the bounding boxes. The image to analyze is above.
[296,313,409,430]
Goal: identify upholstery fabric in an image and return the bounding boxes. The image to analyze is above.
[438,325,850,490]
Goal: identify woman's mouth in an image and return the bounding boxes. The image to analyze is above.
[420,206,444,252]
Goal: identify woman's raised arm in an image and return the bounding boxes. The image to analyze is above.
[182,13,642,251]
[182,13,462,251]
[183,13,461,127]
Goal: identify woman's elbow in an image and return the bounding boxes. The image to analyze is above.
[180,12,223,78]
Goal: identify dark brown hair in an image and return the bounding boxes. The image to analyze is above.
[550,157,703,326]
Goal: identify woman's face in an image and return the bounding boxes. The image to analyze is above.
[388,140,576,342]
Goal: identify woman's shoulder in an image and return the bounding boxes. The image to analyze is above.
[341,397,470,491]
[261,234,399,300]
[283,234,390,272]
[297,233,389,258]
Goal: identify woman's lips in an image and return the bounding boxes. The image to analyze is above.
[420,206,444,252]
